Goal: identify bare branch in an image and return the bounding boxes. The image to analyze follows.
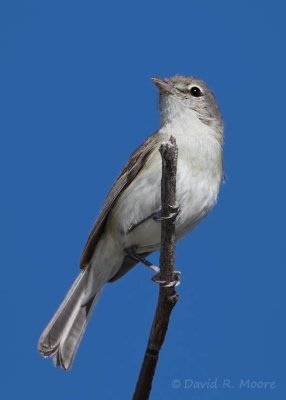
[133,136,179,400]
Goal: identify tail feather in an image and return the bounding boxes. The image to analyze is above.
[53,293,100,370]
[38,268,102,370]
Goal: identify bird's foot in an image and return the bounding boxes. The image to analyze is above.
[151,270,181,287]
[153,202,181,222]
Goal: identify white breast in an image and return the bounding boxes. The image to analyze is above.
[108,112,223,253]
[172,119,223,238]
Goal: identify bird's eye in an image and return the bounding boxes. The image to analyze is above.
[189,86,202,97]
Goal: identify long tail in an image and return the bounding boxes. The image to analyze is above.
[38,268,101,370]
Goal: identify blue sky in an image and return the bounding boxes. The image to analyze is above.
[1,1,286,399]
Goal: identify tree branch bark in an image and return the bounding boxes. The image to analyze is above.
[132,136,179,400]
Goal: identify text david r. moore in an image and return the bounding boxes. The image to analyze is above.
[171,378,276,390]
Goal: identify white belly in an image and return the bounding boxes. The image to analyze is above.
[175,157,221,238]
[107,140,222,253]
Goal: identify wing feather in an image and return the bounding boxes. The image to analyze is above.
[80,132,163,268]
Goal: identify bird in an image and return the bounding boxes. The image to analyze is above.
[38,75,224,370]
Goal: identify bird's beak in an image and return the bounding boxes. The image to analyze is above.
[152,77,174,95]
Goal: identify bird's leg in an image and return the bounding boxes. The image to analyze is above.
[126,203,180,234]
[125,247,181,287]
[152,201,181,222]
[124,247,160,274]
[126,212,159,234]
